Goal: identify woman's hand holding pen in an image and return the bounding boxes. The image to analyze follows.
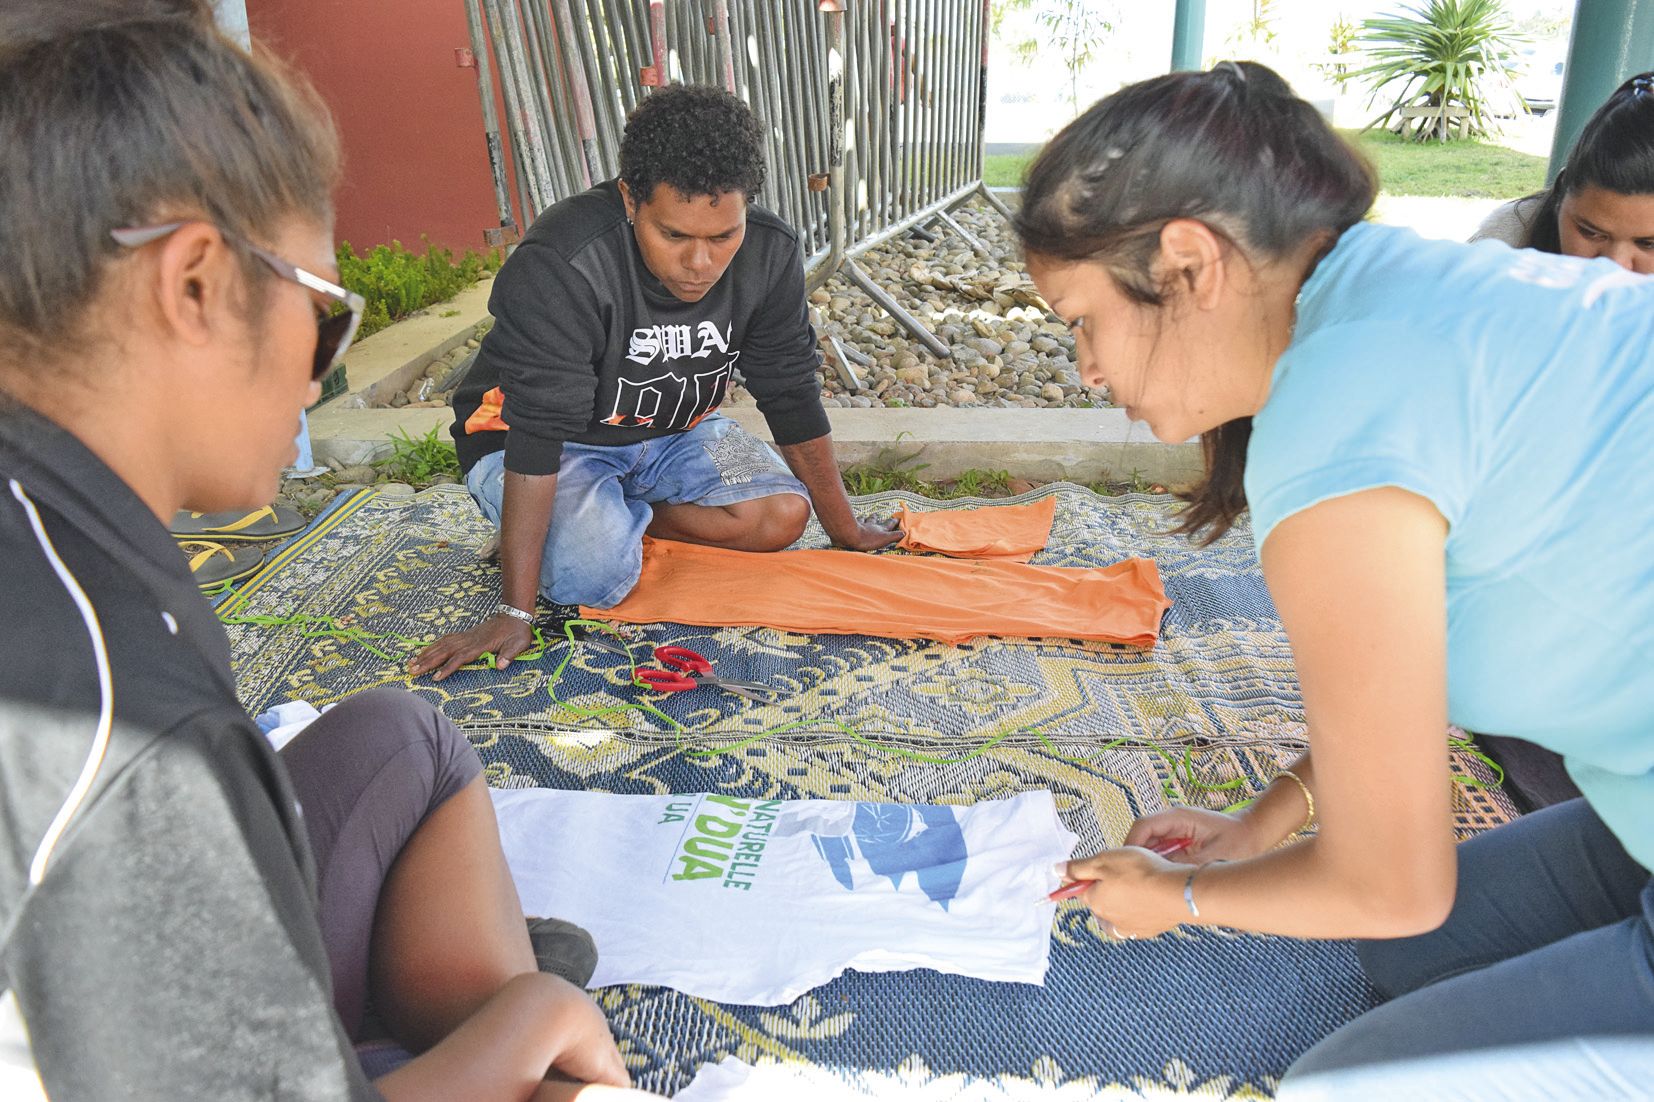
[1049,807,1274,938]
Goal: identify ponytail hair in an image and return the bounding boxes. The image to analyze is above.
[1525,72,1654,253]
[1013,62,1376,543]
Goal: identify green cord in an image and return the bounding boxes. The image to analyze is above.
[1448,734,1506,789]
[220,610,1497,805]
[220,610,553,670]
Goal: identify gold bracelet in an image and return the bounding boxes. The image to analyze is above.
[1276,768,1315,835]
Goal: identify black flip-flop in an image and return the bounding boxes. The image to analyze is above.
[169,505,306,542]
[178,540,267,590]
[526,916,598,987]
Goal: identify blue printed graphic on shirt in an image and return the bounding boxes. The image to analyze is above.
[809,803,968,910]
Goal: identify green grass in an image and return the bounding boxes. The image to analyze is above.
[984,153,1031,189]
[840,442,933,495]
[375,426,462,485]
[843,463,1018,499]
[1089,469,1159,496]
[839,441,1018,499]
[360,427,1175,504]
[983,129,1546,200]
[1345,129,1546,199]
[840,449,1171,500]
[950,467,1013,497]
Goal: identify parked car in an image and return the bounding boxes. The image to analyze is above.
[1517,50,1566,115]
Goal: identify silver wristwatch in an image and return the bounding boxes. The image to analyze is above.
[495,602,536,625]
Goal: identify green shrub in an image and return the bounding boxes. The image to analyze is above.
[1354,0,1527,141]
[337,237,502,340]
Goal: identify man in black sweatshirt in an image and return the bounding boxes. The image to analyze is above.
[413,85,898,679]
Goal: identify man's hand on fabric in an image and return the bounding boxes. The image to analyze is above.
[410,467,559,681]
[410,614,536,681]
[828,515,902,552]
[777,434,902,553]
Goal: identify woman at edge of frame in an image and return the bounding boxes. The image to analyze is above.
[1473,71,1654,274]
[1465,70,1654,811]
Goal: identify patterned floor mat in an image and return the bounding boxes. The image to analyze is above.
[219,484,1517,1099]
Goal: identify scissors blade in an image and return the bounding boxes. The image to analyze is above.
[582,636,636,659]
[700,677,780,703]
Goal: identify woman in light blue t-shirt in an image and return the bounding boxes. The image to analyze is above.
[1015,62,1653,1098]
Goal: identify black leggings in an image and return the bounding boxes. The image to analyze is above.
[277,689,481,1041]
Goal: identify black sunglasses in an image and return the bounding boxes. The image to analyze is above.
[110,221,365,382]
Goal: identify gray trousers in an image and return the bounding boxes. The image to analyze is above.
[278,689,482,1043]
[1280,799,1654,1100]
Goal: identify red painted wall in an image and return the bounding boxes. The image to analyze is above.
[247,0,519,254]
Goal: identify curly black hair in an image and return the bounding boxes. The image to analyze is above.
[619,83,766,205]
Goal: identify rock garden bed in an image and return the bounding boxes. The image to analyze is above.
[807,197,1101,411]
[367,198,1102,415]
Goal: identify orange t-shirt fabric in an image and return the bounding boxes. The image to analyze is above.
[893,498,1056,562]
[584,537,1170,647]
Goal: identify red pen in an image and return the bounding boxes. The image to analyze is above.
[1046,836,1193,902]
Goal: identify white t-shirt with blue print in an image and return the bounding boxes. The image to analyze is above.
[489,788,1077,1004]
[1246,222,1654,870]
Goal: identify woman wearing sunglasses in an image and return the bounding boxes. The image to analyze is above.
[0,4,650,1099]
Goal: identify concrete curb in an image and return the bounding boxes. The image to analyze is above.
[310,401,1200,486]
[328,280,494,410]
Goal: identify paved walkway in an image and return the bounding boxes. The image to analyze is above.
[1372,195,1503,241]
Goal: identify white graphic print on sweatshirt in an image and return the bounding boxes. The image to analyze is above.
[605,322,739,430]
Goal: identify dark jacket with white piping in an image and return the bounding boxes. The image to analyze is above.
[0,402,379,1100]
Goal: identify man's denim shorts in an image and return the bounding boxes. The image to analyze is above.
[464,414,808,607]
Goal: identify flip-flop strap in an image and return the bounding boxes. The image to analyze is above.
[194,506,277,534]
[178,541,234,570]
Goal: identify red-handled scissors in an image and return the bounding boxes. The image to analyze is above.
[634,646,779,704]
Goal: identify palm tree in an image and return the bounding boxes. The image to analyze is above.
[1354,0,1526,141]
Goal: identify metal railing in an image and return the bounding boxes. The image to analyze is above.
[823,0,1011,358]
[464,0,1008,363]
